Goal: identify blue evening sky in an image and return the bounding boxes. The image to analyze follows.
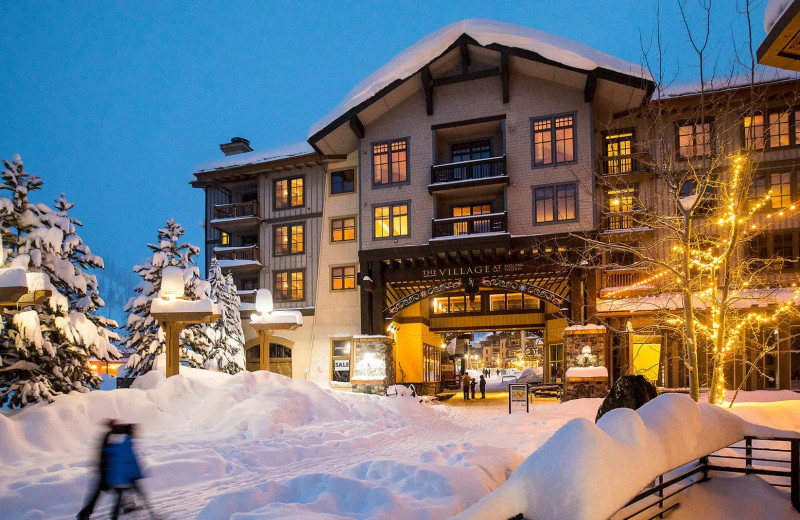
[0,1,768,278]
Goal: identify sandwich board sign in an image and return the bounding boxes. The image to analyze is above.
[508,383,529,414]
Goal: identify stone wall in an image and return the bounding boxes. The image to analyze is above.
[350,336,395,395]
[564,377,609,400]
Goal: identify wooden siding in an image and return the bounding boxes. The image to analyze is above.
[205,187,230,273]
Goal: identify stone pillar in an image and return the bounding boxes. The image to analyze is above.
[350,335,395,395]
[562,325,609,401]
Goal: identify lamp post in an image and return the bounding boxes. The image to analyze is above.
[249,289,302,372]
[150,266,220,378]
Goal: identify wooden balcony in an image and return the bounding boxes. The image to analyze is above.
[599,267,659,298]
[210,201,260,233]
[597,152,651,176]
[429,156,508,193]
[432,212,508,239]
[237,290,257,304]
[599,210,651,233]
[214,246,261,273]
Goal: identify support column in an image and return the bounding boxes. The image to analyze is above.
[258,329,271,371]
[164,321,183,378]
[585,269,598,324]
[360,261,372,335]
[371,260,384,336]
[569,269,584,324]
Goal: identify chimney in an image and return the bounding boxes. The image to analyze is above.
[220,137,253,156]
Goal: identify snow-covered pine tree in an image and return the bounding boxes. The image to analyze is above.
[0,156,118,407]
[123,219,210,376]
[204,259,245,373]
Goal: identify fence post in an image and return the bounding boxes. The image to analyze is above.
[700,456,710,482]
[746,437,753,475]
[792,439,800,513]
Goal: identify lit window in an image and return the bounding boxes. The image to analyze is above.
[373,139,408,185]
[274,177,304,209]
[274,224,304,255]
[220,232,230,246]
[534,183,577,224]
[749,175,766,208]
[374,203,409,239]
[331,266,356,291]
[532,115,575,166]
[605,186,638,230]
[331,169,355,195]
[744,114,765,150]
[769,111,791,148]
[432,295,481,314]
[677,121,712,158]
[771,171,792,209]
[451,204,492,235]
[532,118,553,166]
[331,217,356,242]
[604,132,633,173]
[490,294,506,311]
[274,271,303,300]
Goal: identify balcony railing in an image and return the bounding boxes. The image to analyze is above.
[598,152,651,175]
[237,290,257,304]
[214,246,259,262]
[600,210,649,231]
[213,201,259,221]
[430,155,506,184]
[601,267,654,291]
[432,212,507,238]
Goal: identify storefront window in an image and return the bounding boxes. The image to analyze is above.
[423,343,440,382]
[331,339,351,383]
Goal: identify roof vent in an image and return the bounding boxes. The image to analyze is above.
[220,137,253,156]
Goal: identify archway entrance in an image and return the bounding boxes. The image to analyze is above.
[245,341,293,376]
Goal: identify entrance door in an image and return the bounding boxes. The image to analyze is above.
[549,343,564,383]
[244,343,292,375]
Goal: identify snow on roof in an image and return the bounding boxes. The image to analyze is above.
[151,298,219,315]
[658,66,800,99]
[0,268,27,288]
[565,366,608,379]
[193,141,315,174]
[765,0,793,33]
[563,324,606,333]
[309,18,651,138]
[598,287,800,314]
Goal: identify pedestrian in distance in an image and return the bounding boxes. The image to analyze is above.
[470,378,476,399]
[461,372,471,400]
[479,374,486,399]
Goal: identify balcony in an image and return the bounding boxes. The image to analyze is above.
[429,156,508,193]
[598,152,651,176]
[214,246,261,273]
[431,212,508,239]
[599,210,651,233]
[599,267,660,298]
[210,201,260,233]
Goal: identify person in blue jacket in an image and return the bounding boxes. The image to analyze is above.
[104,423,144,519]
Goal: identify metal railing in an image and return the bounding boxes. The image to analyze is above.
[612,435,800,520]
[214,246,259,262]
[598,152,651,175]
[432,212,507,238]
[430,155,506,184]
[213,200,259,220]
[237,290,257,304]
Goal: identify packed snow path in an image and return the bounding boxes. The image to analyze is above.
[2,368,800,519]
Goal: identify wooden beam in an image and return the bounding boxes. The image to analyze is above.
[460,42,470,75]
[501,52,510,103]
[349,116,365,139]
[433,68,501,87]
[422,66,434,116]
[584,70,598,103]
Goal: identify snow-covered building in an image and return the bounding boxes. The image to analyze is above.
[191,139,362,387]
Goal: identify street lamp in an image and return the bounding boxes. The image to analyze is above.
[0,237,53,308]
[249,288,302,371]
[150,266,220,378]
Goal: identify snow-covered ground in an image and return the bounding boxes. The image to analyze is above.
[1,367,799,519]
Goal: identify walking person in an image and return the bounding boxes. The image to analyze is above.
[105,423,146,520]
[479,374,486,399]
[77,419,117,520]
[461,372,471,401]
[470,377,476,399]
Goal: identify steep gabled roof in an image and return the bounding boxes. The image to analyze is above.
[308,18,652,146]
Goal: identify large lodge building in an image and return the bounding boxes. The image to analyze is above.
[190,18,800,395]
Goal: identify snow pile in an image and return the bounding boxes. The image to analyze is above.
[249,309,303,326]
[194,142,315,174]
[309,18,650,137]
[765,0,793,32]
[150,297,219,315]
[516,367,544,384]
[455,394,797,520]
[565,366,608,378]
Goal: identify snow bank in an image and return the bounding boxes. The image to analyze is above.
[310,18,650,138]
[454,394,796,520]
[565,366,608,378]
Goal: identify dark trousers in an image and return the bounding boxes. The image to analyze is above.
[481,389,486,398]
[463,386,469,400]
[78,479,106,520]
[79,482,141,520]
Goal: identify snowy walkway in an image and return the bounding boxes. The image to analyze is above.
[2,370,800,519]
